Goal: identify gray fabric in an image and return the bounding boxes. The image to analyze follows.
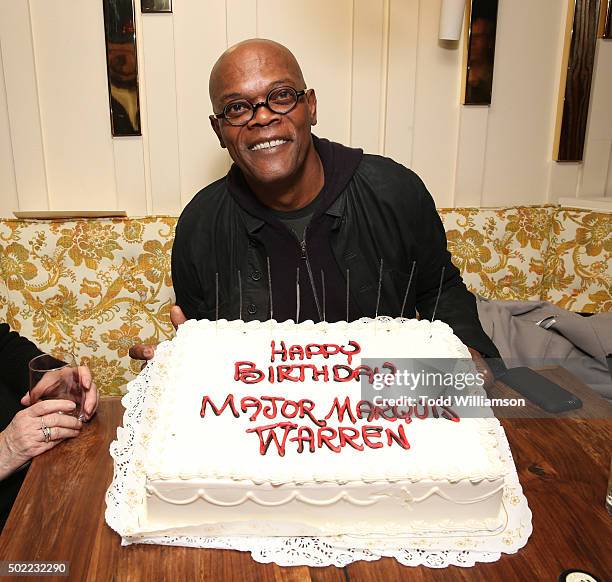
[476,297,612,400]
[275,213,313,243]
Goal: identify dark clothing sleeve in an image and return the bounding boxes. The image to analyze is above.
[411,180,501,359]
[0,324,41,532]
[0,464,27,532]
[0,323,43,403]
[171,216,204,321]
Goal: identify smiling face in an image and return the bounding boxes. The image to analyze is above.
[209,40,318,191]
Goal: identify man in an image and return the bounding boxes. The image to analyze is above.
[132,38,499,374]
[0,324,99,531]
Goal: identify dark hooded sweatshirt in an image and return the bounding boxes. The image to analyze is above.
[172,135,500,358]
[224,135,363,323]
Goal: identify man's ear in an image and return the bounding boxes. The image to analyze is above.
[307,89,317,127]
[209,115,227,149]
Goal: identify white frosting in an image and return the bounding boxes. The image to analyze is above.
[137,317,508,536]
[144,317,505,484]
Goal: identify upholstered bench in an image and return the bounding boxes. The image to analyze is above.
[0,206,609,395]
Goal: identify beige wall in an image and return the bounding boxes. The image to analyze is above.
[1,0,611,217]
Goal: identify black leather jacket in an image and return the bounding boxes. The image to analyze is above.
[172,137,500,358]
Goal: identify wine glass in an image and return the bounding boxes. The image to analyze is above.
[28,352,85,420]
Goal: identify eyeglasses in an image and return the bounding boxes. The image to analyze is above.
[212,86,307,127]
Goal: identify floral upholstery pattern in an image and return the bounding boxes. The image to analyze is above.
[540,209,611,312]
[0,206,609,396]
[439,206,611,309]
[439,206,556,301]
[0,218,176,395]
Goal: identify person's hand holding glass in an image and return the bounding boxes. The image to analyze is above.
[25,353,97,421]
[0,352,98,480]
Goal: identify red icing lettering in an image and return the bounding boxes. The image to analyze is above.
[343,341,361,365]
[385,424,410,449]
[381,361,397,376]
[392,406,413,424]
[356,400,375,421]
[298,399,326,427]
[362,426,384,449]
[338,427,364,451]
[440,406,461,422]
[303,364,329,382]
[281,400,299,418]
[289,426,316,453]
[304,343,325,359]
[261,396,284,419]
[246,422,297,456]
[288,344,305,360]
[376,404,397,421]
[234,361,264,384]
[200,394,239,418]
[325,396,357,423]
[317,427,340,452]
[414,403,429,419]
[240,396,262,421]
[277,365,301,382]
[333,364,354,382]
[270,340,288,362]
[352,365,376,383]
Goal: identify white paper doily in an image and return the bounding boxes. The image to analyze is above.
[105,355,532,568]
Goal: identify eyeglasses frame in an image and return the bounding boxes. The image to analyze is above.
[211,87,308,126]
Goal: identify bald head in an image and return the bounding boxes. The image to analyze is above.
[209,39,306,111]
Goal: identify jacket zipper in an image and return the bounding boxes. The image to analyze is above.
[297,226,322,321]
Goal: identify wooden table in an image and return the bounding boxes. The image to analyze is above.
[1,368,611,581]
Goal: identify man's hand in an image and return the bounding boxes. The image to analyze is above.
[467,347,494,391]
[129,305,187,362]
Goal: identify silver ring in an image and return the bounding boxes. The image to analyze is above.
[41,426,51,443]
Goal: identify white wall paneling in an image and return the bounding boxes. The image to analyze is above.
[350,0,386,154]
[1,0,611,216]
[0,1,48,211]
[111,3,150,217]
[580,139,612,198]
[257,0,353,146]
[546,0,575,204]
[0,42,18,217]
[173,0,228,207]
[29,0,116,210]
[113,137,148,216]
[227,0,257,46]
[547,163,581,202]
[383,0,419,169]
[453,106,489,207]
[410,0,462,207]
[547,36,612,202]
[584,42,612,143]
[140,13,181,214]
[577,39,612,199]
[481,0,564,206]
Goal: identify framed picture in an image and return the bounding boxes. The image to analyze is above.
[103,0,141,136]
[141,0,172,13]
[603,0,611,38]
[464,0,499,106]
